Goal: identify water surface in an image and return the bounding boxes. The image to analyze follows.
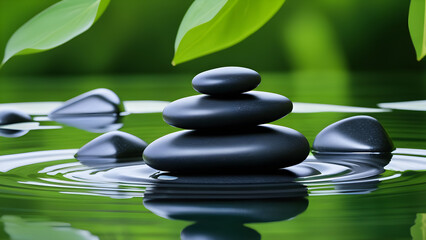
[0,73,424,239]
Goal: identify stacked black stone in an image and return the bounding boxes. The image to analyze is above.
[143,67,310,173]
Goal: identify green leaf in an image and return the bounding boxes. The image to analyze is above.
[409,0,426,61]
[95,0,110,22]
[173,0,285,65]
[2,0,109,65]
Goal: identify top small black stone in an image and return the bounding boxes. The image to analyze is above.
[192,66,261,96]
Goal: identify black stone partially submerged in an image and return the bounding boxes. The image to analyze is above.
[312,115,395,153]
[49,88,125,133]
[49,88,123,117]
[0,109,32,138]
[0,109,32,125]
[75,131,147,164]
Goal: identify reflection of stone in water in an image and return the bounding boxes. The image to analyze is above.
[182,223,260,240]
[50,114,123,133]
[1,215,99,240]
[0,129,29,138]
[143,176,308,240]
[313,152,392,169]
[312,153,392,194]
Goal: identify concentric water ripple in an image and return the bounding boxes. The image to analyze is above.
[0,148,424,199]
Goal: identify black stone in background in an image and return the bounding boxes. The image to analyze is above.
[0,109,32,125]
[75,131,147,164]
[49,88,123,117]
[0,109,32,138]
[163,91,292,129]
[312,115,395,153]
[192,66,261,96]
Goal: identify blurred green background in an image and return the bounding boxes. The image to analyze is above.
[0,0,425,76]
[0,2,425,240]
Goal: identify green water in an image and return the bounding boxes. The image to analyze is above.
[0,72,424,240]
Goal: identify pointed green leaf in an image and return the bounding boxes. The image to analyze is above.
[95,0,110,22]
[409,0,426,61]
[173,0,285,65]
[2,0,109,65]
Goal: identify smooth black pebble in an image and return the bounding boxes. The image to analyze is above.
[192,66,261,95]
[163,91,292,129]
[0,109,32,125]
[0,109,32,138]
[49,88,123,117]
[143,124,310,173]
[312,115,395,153]
[75,131,147,164]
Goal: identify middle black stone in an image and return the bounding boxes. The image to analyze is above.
[163,91,292,129]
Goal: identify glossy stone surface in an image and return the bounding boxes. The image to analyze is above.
[312,115,395,153]
[143,124,310,173]
[75,131,147,164]
[0,109,32,138]
[192,66,261,95]
[163,91,292,129]
[49,88,122,117]
[0,109,32,125]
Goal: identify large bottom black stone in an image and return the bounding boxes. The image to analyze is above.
[143,124,310,173]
